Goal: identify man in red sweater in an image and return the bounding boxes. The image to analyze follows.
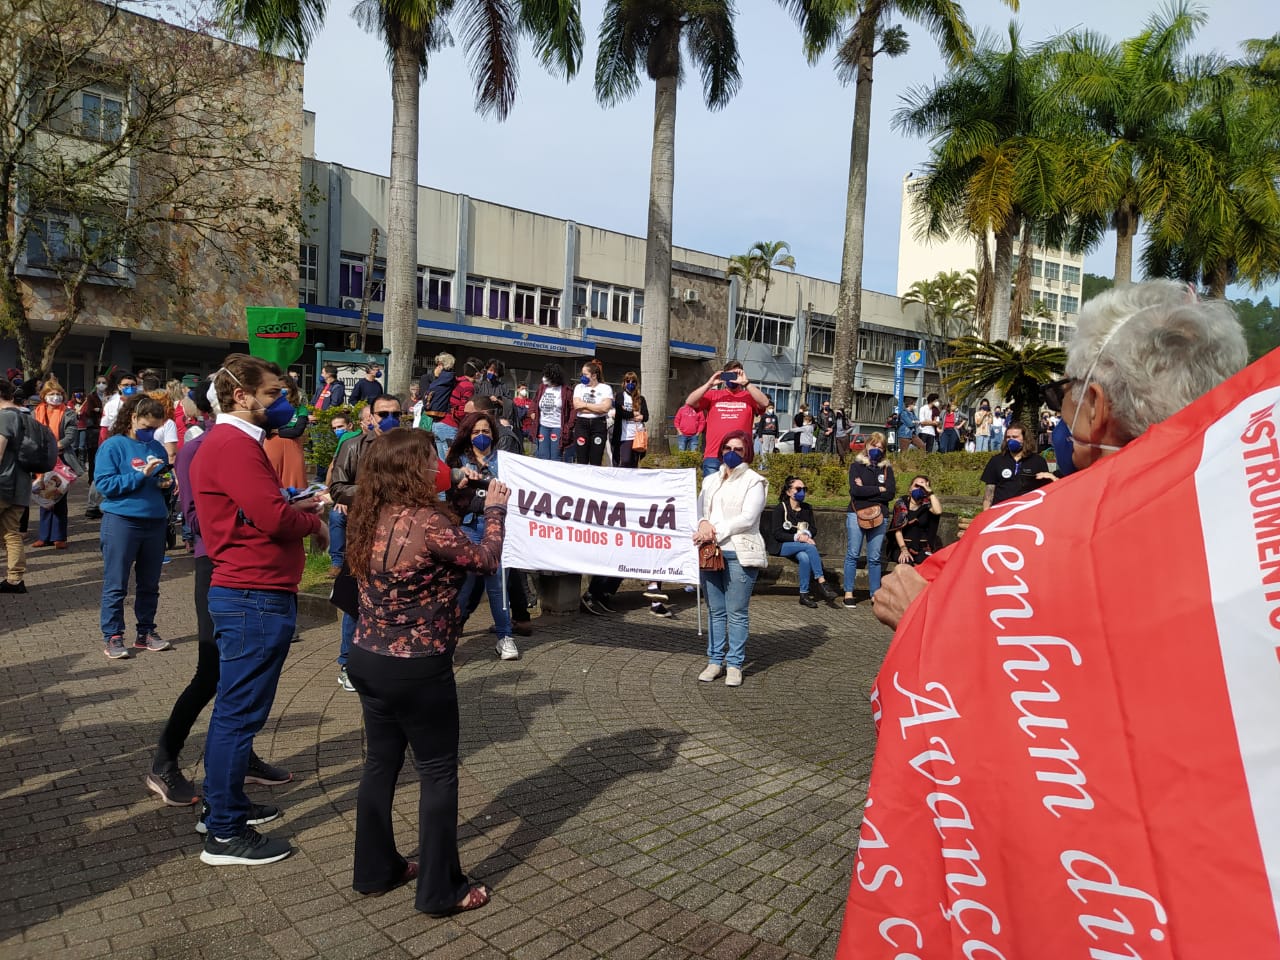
[191,354,327,866]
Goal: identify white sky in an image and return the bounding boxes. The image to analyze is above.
[300,0,1277,302]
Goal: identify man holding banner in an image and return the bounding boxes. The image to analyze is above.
[836,280,1272,958]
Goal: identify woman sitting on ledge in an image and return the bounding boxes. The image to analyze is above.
[770,475,839,608]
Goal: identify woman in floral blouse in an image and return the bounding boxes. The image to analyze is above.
[345,428,509,915]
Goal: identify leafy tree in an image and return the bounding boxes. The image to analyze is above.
[220,0,584,399]
[1,0,303,379]
[900,269,976,344]
[1232,295,1280,362]
[940,335,1065,426]
[748,239,796,313]
[1081,271,1114,302]
[726,251,764,308]
[595,0,740,441]
[779,0,1015,414]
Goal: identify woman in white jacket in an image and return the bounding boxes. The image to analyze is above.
[694,430,768,687]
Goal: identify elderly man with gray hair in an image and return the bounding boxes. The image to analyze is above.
[874,278,1249,629]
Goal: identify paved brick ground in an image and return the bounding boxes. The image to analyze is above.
[0,501,890,959]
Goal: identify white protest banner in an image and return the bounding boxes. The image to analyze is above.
[495,453,699,585]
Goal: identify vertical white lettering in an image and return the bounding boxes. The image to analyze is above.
[985,576,1034,629]
[893,673,961,737]
[942,837,986,897]
[1029,740,1095,816]
[926,792,974,838]
[879,917,924,954]
[857,801,904,893]
[1009,682,1068,739]
[981,544,1024,575]
[980,489,1047,545]
[1061,851,1170,935]
[997,635,1083,682]
[940,899,1002,938]
[908,737,961,787]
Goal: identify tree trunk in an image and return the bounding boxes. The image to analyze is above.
[1113,202,1137,287]
[383,43,421,399]
[832,45,875,416]
[1008,218,1033,340]
[989,223,1017,341]
[1207,260,1229,300]
[641,72,677,444]
[975,233,994,340]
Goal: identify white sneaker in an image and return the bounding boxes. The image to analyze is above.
[725,667,743,687]
[496,636,520,661]
[698,663,723,682]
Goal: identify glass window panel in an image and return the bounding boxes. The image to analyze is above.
[1032,258,1043,278]
[1063,265,1081,285]
[590,288,609,320]
[1044,261,1060,281]
[1060,294,1079,315]
[612,291,630,325]
[465,278,485,316]
[632,293,644,325]
[573,282,588,318]
[1042,292,1059,311]
[538,290,560,326]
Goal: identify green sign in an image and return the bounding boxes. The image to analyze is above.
[246,306,306,368]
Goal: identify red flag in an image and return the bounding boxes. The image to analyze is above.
[837,348,1280,958]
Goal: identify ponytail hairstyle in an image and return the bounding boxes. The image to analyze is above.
[779,476,799,502]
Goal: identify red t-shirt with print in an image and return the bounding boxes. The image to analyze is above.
[697,387,765,458]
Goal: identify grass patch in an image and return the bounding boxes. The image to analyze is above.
[300,548,334,596]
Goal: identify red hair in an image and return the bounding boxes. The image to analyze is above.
[718,429,754,464]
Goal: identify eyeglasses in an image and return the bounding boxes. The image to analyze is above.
[375,409,402,419]
[471,428,492,436]
[792,486,806,493]
[724,445,746,454]
[1040,377,1076,413]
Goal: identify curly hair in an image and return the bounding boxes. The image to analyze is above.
[346,429,453,581]
[446,411,501,468]
[110,395,167,437]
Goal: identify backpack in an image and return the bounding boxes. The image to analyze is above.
[15,414,58,473]
[674,404,701,437]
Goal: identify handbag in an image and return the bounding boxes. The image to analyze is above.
[632,425,648,453]
[855,503,884,530]
[698,541,725,571]
[330,566,359,619]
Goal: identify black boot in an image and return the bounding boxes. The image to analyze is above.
[815,580,838,602]
[799,593,818,609]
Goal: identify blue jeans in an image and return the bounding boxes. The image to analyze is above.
[939,428,960,453]
[975,434,994,452]
[329,508,347,567]
[461,518,511,637]
[701,457,720,477]
[535,429,564,461]
[678,434,699,452]
[204,587,296,838]
[433,422,457,460]
[702,551,758,669]
[338,612,355,667]
[779,540,824,593]
[99,512,166,639]
[39,495,68,542]
[845,515,887,598]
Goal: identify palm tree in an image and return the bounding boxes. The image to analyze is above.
[219,0,584,398]
[895,23,1062,342]
[901,269,976,344]
[748,239,796,313]
[726,251,764,309]
[1048,2,1206,287]
[1142,38,1280,298]
[778,0,1015,415]
[940,335,1065,427]
[595,0,740,442]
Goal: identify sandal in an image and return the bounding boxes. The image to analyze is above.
[360,860,418,897]
[428,882,490,917]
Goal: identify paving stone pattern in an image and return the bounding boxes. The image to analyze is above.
[0,504,891,959]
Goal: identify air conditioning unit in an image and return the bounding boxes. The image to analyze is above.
[682,288,699,303]
[572,314,588,329]
[771,345,786,357]
[340,297,359,311]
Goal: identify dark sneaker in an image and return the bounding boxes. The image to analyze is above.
[643,588,669,602]
[593,595,617,614]
[580,594,607,616]
[199,826,292,866]
[195,799,282,835]
[244,754,292,786]
[842,596,858,609]
[799,594,819,609]
[649,603,673,618]
[134,631,171,652]
[146,767,199,806]
[0,580,27,594]
[104,635,130,659]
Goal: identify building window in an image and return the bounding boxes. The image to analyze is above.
[1031,258,1043,279]
[590,287,609,321]
[338,255,384,302]
[1062,264,1081,286]
[573,282,588,320]
[421,269,452,311]
[513,287,537,324]
[632,294,644,325]
[612,290,631,326]
[24,209,123,275]
[806,388,831,411]
[1011,253,1020,272]
[1041,292,1059,312]
[1043,261,1061,282]
[735,309,793,350]
[488,285,511,321]
[298,244,318,304]
[465,276,486,316]
[573,279,644,324]
[81,90,124,142]
[539,290,560,326]
[758,384,790,414]
[1060,294,1079,315]
[808,321,835,356]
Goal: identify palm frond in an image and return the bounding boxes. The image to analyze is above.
[456,0,520,119]
[217,0,330,57]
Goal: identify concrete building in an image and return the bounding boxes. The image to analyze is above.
[896,172,1085,346]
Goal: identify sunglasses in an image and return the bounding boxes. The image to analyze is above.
[792,486,806,493]
[1040,377,1076,413]
[375,409,402,419]
[724,446,746,454]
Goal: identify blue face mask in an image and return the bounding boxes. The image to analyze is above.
[487,372,498,383]
[1051,419,1076,477]
[792,488,806,503]
[134,428,156,443]
[374,369,383,379]
[1006,438,1023,454]
[580,375,591,386]
[263,394,295,430]
[721,450,744,470]
[333,427,346,438]
[911,486,927,501]
[471,433,492,452]
[625,382,636,393]
[121,385,137,396]
[868,447,884,463]
[377,415,401,433]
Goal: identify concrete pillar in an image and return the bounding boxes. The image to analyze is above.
[538,572,583,616]
[325,164,342,307]
[453,194,470,325]
[562,222,577,331]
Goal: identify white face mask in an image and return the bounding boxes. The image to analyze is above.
[46,394,64,405]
